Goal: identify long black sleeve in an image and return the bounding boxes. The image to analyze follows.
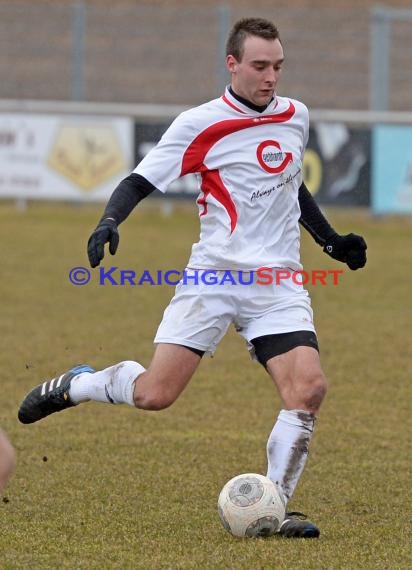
[298,182,337,246]
[101,173,157,225]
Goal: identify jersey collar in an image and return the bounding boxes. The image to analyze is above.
[222,86,279,115]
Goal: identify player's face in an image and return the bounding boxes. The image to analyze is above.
[227,36,284,107]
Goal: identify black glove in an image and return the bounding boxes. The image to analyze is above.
[87,218,119,268]
[323,233,367,270]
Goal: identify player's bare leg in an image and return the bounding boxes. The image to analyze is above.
[132,344,202,410]
[0,430,16,494]
[67,343,201,409]
[265,346,327,538]
[18,344,201,423]
[267,346,327,414]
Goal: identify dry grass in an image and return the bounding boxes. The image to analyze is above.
[0,202,411,569]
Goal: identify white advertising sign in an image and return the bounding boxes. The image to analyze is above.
[0,114,133,201]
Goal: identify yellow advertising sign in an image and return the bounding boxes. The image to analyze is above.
[48,124,126,190]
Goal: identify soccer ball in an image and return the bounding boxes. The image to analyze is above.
[218,473,285,538]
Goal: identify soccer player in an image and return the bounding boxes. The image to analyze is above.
[0,430,16,494]
[18,18,367,538]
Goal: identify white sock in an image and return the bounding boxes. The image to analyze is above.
[69,361,146,406]
[266,409,315,502]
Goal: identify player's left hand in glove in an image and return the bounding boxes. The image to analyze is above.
[87,218,119,268]
[323,233,367,270]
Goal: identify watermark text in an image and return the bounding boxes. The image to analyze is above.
[69,267,344,286]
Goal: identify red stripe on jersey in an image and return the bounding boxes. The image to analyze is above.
[181,100,295,175]
[182,100,295,236]
[221,94,247,114]
[199,170,238,234]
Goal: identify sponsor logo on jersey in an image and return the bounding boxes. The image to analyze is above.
[256,139,293,174]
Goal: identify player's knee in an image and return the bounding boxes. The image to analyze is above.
[302,372,328,411]
[133,387,176,411]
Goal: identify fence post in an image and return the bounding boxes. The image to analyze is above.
[370,6,391,111]
[217,5,231,94]
[72,1,87,101]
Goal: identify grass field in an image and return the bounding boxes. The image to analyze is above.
[0,202,411,569]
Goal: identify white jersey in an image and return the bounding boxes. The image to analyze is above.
[135,87,309,270]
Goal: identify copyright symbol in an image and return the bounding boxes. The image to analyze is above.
[69,267,90,285]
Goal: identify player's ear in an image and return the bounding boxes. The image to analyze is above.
[226,54,238,73]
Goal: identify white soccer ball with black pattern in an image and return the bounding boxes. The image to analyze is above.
[218,473,285,538]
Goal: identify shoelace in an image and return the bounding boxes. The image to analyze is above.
[285,511,307,520]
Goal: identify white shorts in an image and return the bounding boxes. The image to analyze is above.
[154,269,316,357]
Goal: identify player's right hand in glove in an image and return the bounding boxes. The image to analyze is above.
[87,218,119,268]
[323,233,367,270]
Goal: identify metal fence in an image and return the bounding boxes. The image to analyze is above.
[0,2,230,105]
[1,1,412,111]
[370,6,412,110]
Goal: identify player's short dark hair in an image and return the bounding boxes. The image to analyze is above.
[226,18,280,62]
